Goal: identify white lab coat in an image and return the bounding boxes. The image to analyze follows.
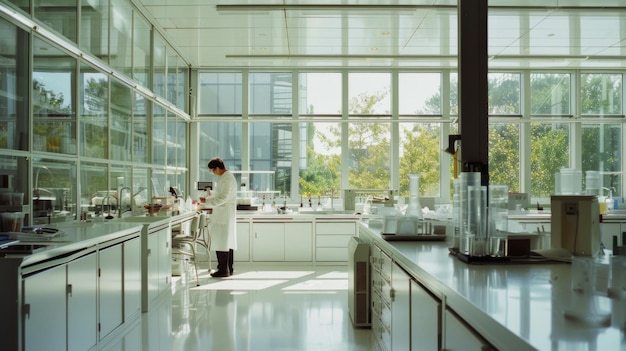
[205,170,237,251]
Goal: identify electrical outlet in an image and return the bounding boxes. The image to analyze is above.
[564,202,578,215]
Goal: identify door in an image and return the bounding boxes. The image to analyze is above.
[67,253,98,351]
[391,263,410,351]
[99,244,124,339]
[252,222,284,261]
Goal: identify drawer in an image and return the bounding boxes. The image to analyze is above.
[316,234,354,247]
[316,222,356,235]
[315,247,348,261]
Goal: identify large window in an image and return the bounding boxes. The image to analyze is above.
[399,123,441,197]
[249,72,293,115]
[580,73,622,116]
[488,72,520,115]
[79,63,108,159]
[298,73,341,115]
[198,72,242,115]
[530,122,569,201]
[582,123,622,198]
[348,73,390,115]
[399,73,442,115]
[489,123,520,192]
[250,123,292,194]
[530,73,570,115]
[348,122,391,190]
[299,122,341,197]
[198,122,242,182]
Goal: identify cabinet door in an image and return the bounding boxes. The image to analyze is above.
[147,231,160,304]
[285,222,312,261]
[99,244,124,339]
[235,220,250,262]
[411,280,440,351]
[252,223,284,261]
[391,263,410,351]
[67,253,98,351]
[444,309,492,351]
[23,264,67,351]
[157,226,171,293]
[124,236,142,321]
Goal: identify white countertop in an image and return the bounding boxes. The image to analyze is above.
[360,223,625,351]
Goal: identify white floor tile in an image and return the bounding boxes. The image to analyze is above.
[103,263,373,351]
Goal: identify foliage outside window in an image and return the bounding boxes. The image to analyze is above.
[399,123,441,197]
[530,123,569,200]
[488,123,520,192]
[80,64,108,159]
[530,73,570,115]
[488,72,520,114]
[34,0,77,43]
[582,123,622,197]
[299,122,341,197]
[349,73,390,115]
[580,73,622,116]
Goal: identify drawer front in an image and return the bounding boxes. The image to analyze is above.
[316,234,354,247]
[315,247,349,261]
[316,222,356,235]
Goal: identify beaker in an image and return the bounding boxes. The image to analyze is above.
[405,174,422,218]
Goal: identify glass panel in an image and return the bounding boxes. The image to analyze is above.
[0,155,29,214]
[152,104,166,165]
[347,122,391,189]
[249,72,293,115]
[399,123,441,197]
[489,123,520,192]
[582,123,622,199]
[34,0,77,43]
[298,73,341,115]
[530,73,570,115]
[110,165,132,218]
[109,0,133,77]
[176,116,186,168]
[176,58,187,111]
[79,0,109,59]
[348,73,390,115]
[79,63,108,159]
[0,18,29,151]
[399,73,442,115]
[151,169,167,197]
[299,122,341,199]
[198,122,242,182]
[488,72,520,115]
[450,72,458,115]
[33,36,77,154]
[581,73,622,116]
[166,113,177,167]
[250,123,292,194]
[33,158,76,224]
[110,79,131,161]
[167,51,178,106]
[133,13,151,88]
[198,72,242,114]
[6,0,29,13]
[153,34,166,99]
[132,167,149,207]
[79,161,109,218]
[530,122,569,202]
[133,92,148,163]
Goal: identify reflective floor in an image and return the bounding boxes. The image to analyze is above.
[103,263,373,351]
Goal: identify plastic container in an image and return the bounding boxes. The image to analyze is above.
[0,212,25,232]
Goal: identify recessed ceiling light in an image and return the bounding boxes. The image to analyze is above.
[371,47,379,51]
[547,33,555,37]
[382,31,390,36]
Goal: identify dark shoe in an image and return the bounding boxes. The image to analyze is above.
[210,269,230,278]
[229,249,234,274]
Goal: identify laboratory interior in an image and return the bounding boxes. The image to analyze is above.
[1,0,626,350]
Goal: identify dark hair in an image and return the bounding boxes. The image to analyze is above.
[207,157,226,170]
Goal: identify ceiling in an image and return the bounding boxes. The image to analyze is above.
[134,0,626,70]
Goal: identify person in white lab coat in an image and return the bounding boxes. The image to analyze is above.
[203,157,237,277]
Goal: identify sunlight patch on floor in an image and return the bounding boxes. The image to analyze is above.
[191,279,288,291]
[282,279,348,291]
[232,270,315,279]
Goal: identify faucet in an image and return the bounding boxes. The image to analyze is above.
[118,186,132,218]
[102,193,116,219]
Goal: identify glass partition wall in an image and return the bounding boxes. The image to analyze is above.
[0,0,189,225]
[197,69,625,209]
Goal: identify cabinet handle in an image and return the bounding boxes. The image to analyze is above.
[389,288,395,301]
[23,303,30,319]
[147,248,152,256]
[67,284,72,296]
[255,232,257,239]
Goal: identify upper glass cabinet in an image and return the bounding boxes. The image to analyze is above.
[79,62,108,159]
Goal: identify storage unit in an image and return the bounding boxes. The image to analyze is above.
[348,236,370,327]
[316,221,357,262]
[370,244,392,351]
[252,221,313,262]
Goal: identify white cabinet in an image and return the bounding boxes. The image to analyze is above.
[600,222,626,250]
[235,220,250,262]
[252,222,312,262]
[444,309,493,351]
[315,221,357,261]
[23,264,67,351]
[371,245,392,351]
[124,236,142,321]
[391,263,411,351]
[67,253,98,351]
[411,280,440,351]
[99,244,124,339]
[144,223,171,311]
